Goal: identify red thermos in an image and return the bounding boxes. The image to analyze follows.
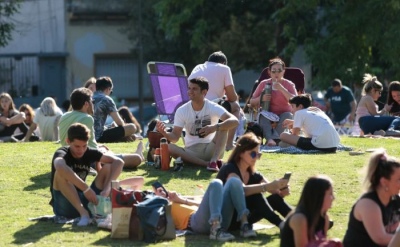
[160,137,170,171]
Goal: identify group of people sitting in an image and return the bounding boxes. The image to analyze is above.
[2,51,400,246]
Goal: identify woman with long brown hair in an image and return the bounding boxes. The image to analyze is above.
[217,132,290,232]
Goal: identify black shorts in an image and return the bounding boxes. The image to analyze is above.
[97,126,125,143]
[297,137,337,153]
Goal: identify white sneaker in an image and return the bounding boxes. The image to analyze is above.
[209,228,235,241]
[240,223,257,238]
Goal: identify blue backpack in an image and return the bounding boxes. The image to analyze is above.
[134,195,176,243]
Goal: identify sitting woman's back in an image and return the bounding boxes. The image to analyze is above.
[280,175,341,247]
[34,97,63,141]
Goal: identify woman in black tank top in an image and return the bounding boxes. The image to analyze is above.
[342,149,400,247]
[280,175,340,247]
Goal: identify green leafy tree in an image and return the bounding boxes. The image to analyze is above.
[0,0,21,47]
[302,0,400,89]
[126,0,294,73]
[125,0,400,90]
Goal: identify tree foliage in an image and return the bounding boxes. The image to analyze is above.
[125,0,400,89]
[0,0,21,47]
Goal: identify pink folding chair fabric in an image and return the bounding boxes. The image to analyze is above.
[147,62,189,123]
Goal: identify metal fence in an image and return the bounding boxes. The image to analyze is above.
[0,56,39,98]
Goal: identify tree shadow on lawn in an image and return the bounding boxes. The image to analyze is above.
[180,230,278,246]
[88,229,279,246]
[13,221,99,246]
[138,163,216,188]
[23,172,51,191]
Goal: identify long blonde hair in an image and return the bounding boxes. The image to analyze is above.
[362,148,400,192]
[0,92,16,113]
[361,73,383,96]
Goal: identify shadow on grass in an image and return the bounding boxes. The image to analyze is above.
[137,162,215,188]
[12,221,99,245]
[24,172,51,191]
[179,230,279,246]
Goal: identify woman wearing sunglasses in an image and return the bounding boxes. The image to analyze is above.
[249,57,297,146]
[355,73,400,136]
[217,132,290,232]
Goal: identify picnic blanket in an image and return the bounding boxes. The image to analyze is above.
[261,144,353,154]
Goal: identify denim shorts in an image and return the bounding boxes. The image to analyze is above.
[52,182,101,218]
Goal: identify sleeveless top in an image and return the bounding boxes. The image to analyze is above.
[280,212,326,247]
[342,191,399,247]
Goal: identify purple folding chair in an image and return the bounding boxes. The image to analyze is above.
[147,62,189,123]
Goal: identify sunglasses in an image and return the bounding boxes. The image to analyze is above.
[250,151,262,159]
[270,69,283,74]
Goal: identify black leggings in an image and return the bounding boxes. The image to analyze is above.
[0,122,28,139]
[229,193,292,230]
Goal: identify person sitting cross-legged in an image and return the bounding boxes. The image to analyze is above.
[280,94,340,153]
[93,76,137,143]
[51,123,138,226]
[156,76,239,172]
[58,87,144,169]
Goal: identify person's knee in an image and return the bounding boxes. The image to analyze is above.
[225,177,243,190]
[124,123,136,136]
[280,112,293,120]
[209,179,223,191]
[280,132,289,141]
[167,143,179,156]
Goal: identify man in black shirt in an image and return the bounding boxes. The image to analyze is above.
[50,123,124,226]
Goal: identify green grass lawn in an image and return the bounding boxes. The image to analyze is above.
[0,136,398,246]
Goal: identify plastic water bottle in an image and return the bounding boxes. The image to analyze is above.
[154,148,161,169]
[194,185,205,196]
[261,83,272,111]
[272,79,279,90]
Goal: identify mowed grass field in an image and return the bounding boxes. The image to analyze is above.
[0,136,398,246]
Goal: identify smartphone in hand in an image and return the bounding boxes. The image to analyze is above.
[152,181,169,197]
[283,172,292,181]
[280,172,292,191]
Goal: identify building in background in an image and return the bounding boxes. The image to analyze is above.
[0,0,151,108]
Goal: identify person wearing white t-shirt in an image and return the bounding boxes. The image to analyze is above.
[280,94,340,153]
[188,51,241,151]
[23,97,63,141]
[156,76,239,172]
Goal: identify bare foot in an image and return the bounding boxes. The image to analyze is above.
[135,141,144,161]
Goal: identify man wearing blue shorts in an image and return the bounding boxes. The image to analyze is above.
[50,123,124,226]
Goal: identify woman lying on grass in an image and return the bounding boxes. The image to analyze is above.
[280,175,342,247]
[156,179,256,241]
[154,177,285,242]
